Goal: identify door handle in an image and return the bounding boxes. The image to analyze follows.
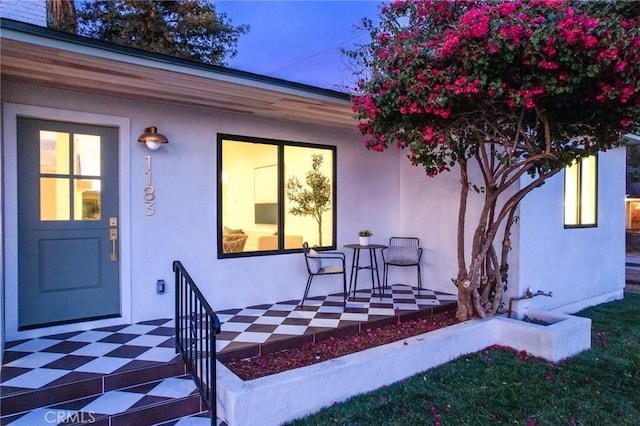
[109,228,118,261]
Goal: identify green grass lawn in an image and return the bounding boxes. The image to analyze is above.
[289,293,640,426]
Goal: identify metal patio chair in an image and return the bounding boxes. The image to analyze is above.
[381,237,423,291]
[301,242,347,307]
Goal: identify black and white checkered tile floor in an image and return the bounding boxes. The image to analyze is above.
[0,319,209,426]
[1,284,456,425]
[2,377,209,426]
[215,284,457,360]
[1,319,178,394]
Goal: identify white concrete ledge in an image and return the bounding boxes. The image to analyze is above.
[492,310,591,362]
[216,313,591,426]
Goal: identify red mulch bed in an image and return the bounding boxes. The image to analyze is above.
[223,310,458,381]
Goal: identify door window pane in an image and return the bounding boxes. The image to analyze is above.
[40,131,69,174]
[74,134,101,176]
[40,177,70,221]
[75,179,101,220]
[39,131,103,222]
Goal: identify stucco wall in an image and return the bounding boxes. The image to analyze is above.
[2,81,403,332]
[396,144,625,312]
[396,153,515,296]
[517,147,625,312]
[396,159,463,294]
[1,79,625,338]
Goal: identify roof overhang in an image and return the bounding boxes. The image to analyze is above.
[626,133,640,145]
[0,19,358,130]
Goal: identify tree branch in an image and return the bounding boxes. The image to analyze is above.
[457,157,469,275]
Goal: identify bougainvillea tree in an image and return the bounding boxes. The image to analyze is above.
[351,0,640,321]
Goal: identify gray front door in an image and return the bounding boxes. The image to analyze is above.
[18,118,120,330]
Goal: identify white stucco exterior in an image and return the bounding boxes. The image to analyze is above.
[0,0,47,355]
[517,148,626,312]
[397,157,492,295]
[0,79,404,340]
[395,140,625,313]
[0,18,626,346]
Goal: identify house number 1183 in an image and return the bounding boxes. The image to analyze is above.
[144,155,156,216]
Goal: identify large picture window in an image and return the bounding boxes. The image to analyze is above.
[217,134,336,257]
[564,155,597,227]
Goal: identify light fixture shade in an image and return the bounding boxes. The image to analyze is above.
[138,126,169,150]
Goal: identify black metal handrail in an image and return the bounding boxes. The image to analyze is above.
[173,261,221,425]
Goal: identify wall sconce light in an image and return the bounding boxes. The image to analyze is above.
[138,126,169,150]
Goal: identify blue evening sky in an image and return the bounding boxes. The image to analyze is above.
[215,0,383,92]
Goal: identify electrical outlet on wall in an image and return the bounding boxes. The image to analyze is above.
[157,279,166,294]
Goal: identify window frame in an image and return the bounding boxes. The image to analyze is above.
[216,133,337,258]
[563,154,598,229]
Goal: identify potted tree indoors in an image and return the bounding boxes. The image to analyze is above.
[286,154,331,246]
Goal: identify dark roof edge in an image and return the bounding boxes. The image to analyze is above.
[0,18,352,102]
[626,133,640,145]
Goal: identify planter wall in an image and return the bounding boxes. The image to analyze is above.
[492,310,592,362]
[216,313,591,426]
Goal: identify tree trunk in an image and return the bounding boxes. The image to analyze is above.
[454,136,563,322]
[456,273,475,322]
[47,0,77,34]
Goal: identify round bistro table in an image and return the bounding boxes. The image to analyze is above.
[343,243,386,300]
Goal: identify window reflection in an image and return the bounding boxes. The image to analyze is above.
[40,131,69,175]
[40,177,70,221]
[564,155,597,227]
[284,147,333,247]
[221,140,277,253]
[39,131,102,221]
[219,136,335,255]
[627,199,640,230]
[75,179,101,220]
[74,134,101,176]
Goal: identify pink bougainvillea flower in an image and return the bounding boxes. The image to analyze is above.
[538,60,559,70]
[371,143,384,153]
[615,60,628,73]
[497,2,516,16]
[349,0,640,325]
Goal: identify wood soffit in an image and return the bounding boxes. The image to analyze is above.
[0,38,359,130]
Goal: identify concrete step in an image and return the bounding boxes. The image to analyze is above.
[1,373,207,425]
[1,357,186,418]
